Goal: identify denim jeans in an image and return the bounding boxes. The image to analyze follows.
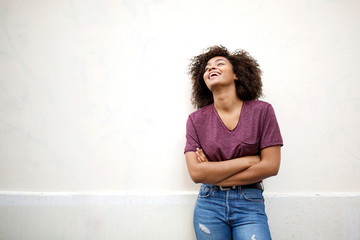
[193,184,272,240]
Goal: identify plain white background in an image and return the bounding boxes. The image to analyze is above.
[1,0,360,193]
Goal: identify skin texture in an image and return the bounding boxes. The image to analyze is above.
[185,150,261,184]
[185,55,281,186]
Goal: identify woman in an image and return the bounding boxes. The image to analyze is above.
[184,45,283,240]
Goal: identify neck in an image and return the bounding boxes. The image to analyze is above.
[213,87,242,113]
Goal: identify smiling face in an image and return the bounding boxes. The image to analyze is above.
[203,56,238,91]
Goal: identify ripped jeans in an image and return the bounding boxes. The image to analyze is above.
[193,184,272,240]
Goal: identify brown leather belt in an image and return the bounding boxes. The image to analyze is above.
[218,182,263,191]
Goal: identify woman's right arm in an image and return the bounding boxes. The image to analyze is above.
[185,151,260,184]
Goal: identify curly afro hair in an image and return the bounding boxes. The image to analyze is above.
[188,45,263,109]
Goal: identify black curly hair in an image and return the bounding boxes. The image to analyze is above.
[188,45,263,109]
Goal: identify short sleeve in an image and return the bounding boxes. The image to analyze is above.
[260,104,283,150]
[184,116,201,153]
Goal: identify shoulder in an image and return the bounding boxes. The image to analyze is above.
[245,100,272,112]
[188,104,214,122]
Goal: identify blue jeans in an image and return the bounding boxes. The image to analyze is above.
[193,184,272,240]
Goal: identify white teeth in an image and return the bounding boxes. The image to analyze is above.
[209,71,220,79]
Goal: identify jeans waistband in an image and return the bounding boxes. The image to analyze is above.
[212,182,263,191]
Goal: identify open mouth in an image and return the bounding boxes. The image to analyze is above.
[209,71,221,80]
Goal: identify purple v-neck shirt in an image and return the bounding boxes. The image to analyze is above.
[184,100,283,161]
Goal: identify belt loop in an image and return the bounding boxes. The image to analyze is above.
[219,186,231,191]
[238,186,242,195]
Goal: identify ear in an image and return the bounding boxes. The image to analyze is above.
[234,74,238,80]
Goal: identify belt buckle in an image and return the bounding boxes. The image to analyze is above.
[219,186,232,191]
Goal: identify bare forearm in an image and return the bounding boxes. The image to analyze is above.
[198,156,259,184]
[216,146,281,186]
[215,161,275,186]
[186,153,260,184]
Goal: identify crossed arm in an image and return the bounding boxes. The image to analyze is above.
[185,146,281,186]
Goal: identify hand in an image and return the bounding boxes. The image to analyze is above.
[196,148,208,163]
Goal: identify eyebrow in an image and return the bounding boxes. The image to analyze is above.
[206,58,227,66]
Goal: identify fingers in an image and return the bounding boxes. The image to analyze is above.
[196,151,204,162]
[196,148,208,162]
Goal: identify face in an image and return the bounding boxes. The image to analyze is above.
[203,56,238,91]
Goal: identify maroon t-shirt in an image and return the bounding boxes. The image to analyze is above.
[184,100,283,161]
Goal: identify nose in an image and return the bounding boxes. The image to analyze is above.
[207,65,216,72]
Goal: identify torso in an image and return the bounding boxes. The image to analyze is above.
[185,100,283,161]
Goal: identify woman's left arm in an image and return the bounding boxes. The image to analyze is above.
[215,146,281,186]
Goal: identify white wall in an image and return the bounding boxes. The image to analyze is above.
[1,192,359,240]
[1,0,360,239]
